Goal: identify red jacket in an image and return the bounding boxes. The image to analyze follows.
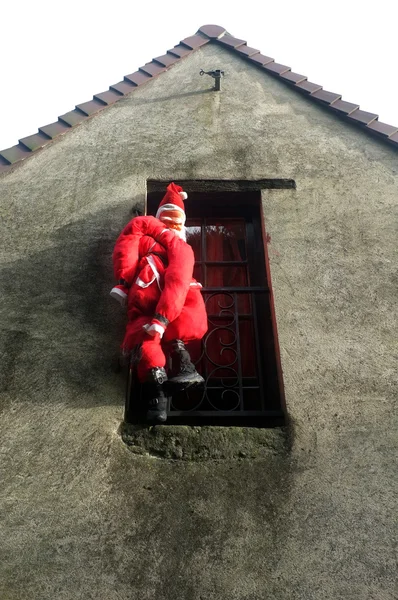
[113,215,202,326]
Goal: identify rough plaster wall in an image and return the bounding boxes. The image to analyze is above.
[0,43,397,599]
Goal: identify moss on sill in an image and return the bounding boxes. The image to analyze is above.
[120,422,289,461]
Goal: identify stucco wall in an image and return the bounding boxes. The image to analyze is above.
[0,42,397,599]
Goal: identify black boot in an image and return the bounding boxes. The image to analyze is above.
[167,340,204,390]
[144,367,168,424]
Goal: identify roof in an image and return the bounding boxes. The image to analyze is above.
[1,24,397,174]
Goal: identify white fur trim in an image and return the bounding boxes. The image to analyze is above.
[136,275,156,288]
[146,255,163,291]
[156,203,186,222]
[190,282,202,287]
[110,287,127,306]
[143,322,165,338]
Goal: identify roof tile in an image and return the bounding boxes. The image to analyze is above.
[347,109,378,125]
[110,80,136,94]
[198,25,226,39]
[180,35,208,50]
[124,71,151,86]
[249,53,274,66]
[263,62,291,75]
[218,34,246,49]
[235,45,260,57]
[295,80,322,93]
[0,159,10,173]
[311,89,342,104]
[0,143,31,164]
[94,90,123,105]
[39,121,71,139]
[1,24,397,173]
[76,99,107,116]
[366,120,398,137]
[330,99,359,115]
[388,131,398,143]
[280,71,307,84]
[19,132,51,151]
[139,62,166,77]
[168,44,192,58]
[58,110,88,127]
[153,53,180,68]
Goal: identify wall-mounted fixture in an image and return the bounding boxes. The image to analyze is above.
[199,69,225,91]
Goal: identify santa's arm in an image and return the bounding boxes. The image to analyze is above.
[144,235,195,337]
[111,216,174,306]
[112,216,173,285]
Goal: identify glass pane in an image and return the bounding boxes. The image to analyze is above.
[185,220,202,260]
[239,319,257,377]
[193,264,203,284]
[206,266,248,288]
[205,219,246,262]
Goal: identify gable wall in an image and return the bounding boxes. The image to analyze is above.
[0,43,397,599]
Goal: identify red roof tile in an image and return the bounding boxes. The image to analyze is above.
[58,110,88,127]
[1,143,32,164]
[219,35,246,49]
[235,45,260,57]
[39,121,71,139]
[94,90,123,105]
[249,53,274,66]
[347,109,378,125]
[1,24,396,172]
[329,99,359,115]
[367,121,398,137]
[180,35,208,50]
[110,80,136,95]
[167,44,192,58]
[295,80,322,93]
[19,132,51,151]
[153,54,180,68]
[139,62,166,77]
[311,89,342,104]
[263,62,291,75]
[280,71,307,84]
[124,71,150,86]
[389,131,398,143]
[198,24,226,39]
[76,100,107,116]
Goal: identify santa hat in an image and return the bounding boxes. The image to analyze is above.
[156,182,188,224]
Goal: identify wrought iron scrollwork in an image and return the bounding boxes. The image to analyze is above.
[170,292,243,412]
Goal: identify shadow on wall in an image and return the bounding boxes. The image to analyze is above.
[0,203,142,408]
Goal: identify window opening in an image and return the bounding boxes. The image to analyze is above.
[125,188,286,427]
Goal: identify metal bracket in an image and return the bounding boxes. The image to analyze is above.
[199,69,225,91]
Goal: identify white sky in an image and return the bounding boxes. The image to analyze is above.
[1,0,397,151]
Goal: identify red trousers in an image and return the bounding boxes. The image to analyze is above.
[124,284,207,381]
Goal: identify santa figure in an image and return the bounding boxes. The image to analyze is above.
[110,183,208,424]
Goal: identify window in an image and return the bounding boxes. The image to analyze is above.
[125,183,287,427]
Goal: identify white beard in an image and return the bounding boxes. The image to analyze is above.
[159,217,187,242]
[174,227,186,242]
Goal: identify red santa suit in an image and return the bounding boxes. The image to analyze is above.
[111,184,207,382]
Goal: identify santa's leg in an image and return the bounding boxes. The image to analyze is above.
[137,332,168,424]
[166,339,204,389]
[163,289,208,389]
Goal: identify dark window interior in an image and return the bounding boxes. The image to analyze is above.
[125,190,286,427]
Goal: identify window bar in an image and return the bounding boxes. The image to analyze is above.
[202,218,207,288]
[251,292,266,412]
[233,292,244,411]
[201,219,207,384]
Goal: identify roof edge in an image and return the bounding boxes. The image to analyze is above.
[1,24,397,174]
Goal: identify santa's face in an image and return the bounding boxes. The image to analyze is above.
[159,209,186,241]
